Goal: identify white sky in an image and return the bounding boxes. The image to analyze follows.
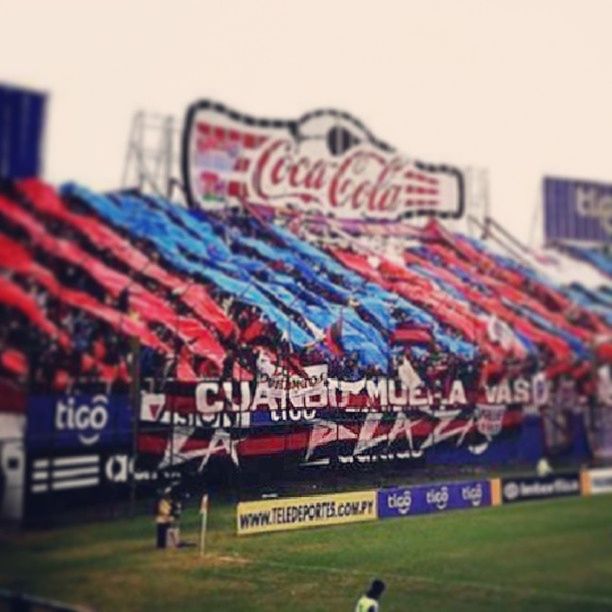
[1,0,611,243]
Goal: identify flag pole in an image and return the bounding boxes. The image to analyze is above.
[199,493,209,557]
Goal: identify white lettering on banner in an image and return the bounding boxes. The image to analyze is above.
[575,186,612,234]
[142,371,553,419]
[388,490,412,515]
[270,409,317,423]
[195,382,223,414]
[503,477,580,501]
[198,429,239,470]
[54,395,109,446]
[426,486,449,510]
[353,413,387,456]
[105,455,157,483]
[461,483,484,507]
[302,403,510,465]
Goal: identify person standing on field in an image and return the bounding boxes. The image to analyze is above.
[355,579,386,612]
[155,490,173,548]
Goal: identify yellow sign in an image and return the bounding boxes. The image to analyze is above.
[236,490,377,535]
[490,478,502,506]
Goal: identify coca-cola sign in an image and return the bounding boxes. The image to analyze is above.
[182,100,464,220]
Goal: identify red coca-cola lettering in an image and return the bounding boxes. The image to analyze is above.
[250,138,438,216]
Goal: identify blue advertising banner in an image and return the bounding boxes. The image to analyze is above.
[0,84,47,179]
[544,176,612,244]
[26,393,132,451]
[377,479,492,519]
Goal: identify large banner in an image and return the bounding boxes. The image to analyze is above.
[544,176,612,244]
[236,489,377,535]
[182,100,464,221]
[137,378,527,475]
[136,369,592,477]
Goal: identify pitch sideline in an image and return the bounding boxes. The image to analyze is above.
[248,558,612,607]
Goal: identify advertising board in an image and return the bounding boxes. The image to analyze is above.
[26,393,132,451]
[544,176,612,244]
[183,100,464,221]
[377,479,492,519]
[236,489,377,535]
[585,468,612,495]
[501,474,581,504]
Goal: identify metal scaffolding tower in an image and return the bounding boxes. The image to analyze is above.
[120,112,185,204]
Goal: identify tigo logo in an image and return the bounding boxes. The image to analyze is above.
[387,490,412,515]
[55,395,109,446]
[461,483,484,507]
[426,486,449,510]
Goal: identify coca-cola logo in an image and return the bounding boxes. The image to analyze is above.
[183,100,464,221]
[251,140,439,216]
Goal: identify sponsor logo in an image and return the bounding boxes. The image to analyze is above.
[575,186,612,234]
[501,475,581,503]
[378,479,491,519]
[30,454,100,494]
[104,455,157,483]
[387,490,412,515]
[544,177,612,243]
[426,486,449,511]
[183,100,464,221]
[503,482,519,501]
[269,409,317,423]
[54,395,109,446]
[236,490,377,535]
[461,483,484,507]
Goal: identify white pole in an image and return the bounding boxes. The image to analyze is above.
[199,494,209,557]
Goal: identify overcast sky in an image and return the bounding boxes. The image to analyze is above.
[2,0,611,243]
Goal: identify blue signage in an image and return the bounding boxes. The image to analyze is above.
[0,83,47,179]
[544,176,612,244]
[26,394,132,451]
[377,479,492,519]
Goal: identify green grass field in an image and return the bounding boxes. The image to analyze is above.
[1,494,612,611]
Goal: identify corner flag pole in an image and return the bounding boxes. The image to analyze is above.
[200,493,209,557]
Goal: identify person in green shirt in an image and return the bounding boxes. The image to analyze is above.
[355,579,386,612]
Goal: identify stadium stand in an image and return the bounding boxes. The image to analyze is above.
[0,179,609,394]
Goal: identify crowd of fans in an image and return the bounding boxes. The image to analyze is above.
[0,179,609,401]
